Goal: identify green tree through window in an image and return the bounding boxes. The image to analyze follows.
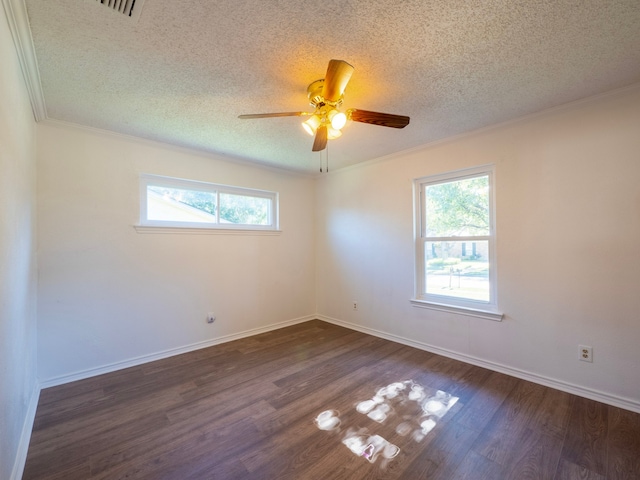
[219,193,268,225]
[425,176,489,237]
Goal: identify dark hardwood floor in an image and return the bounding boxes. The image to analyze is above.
[23,320,640,479]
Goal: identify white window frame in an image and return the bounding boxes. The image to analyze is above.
[135,174,280,234]
[411,165,503,321]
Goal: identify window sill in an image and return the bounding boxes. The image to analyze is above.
[410,298,503,322]
[134,225,282,235]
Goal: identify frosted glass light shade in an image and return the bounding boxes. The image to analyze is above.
[327,127,342,140]
[329,110,347,130]
[302,115,321,136]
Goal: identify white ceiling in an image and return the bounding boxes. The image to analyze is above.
[19,0,640,174]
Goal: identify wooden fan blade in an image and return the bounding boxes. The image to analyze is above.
[238,112,309,119]
[348,109,410,128]
[322,59,354,102]
[312,125,328,152]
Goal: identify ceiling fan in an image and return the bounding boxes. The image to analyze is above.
[238,59,410,152]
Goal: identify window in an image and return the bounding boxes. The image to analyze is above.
[137,174,279,232]
[413,165,502,320]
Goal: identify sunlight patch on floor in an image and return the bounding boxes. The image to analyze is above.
[314,380,458,467]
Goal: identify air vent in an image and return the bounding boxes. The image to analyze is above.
[94,0,146,21]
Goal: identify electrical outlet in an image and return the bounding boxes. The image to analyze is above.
[207,313,216,324]
[579,345,593,362]
[352,301,358,311]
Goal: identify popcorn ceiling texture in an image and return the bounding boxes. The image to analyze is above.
[24,0,640,173]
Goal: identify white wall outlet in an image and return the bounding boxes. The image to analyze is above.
[579,345,593,362]
[352,301,358,311]
[207,313,216,324]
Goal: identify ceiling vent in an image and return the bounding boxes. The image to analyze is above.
[94,0,146,22]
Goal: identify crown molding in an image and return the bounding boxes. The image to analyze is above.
[2,0,46,121]
[327,81,640,177]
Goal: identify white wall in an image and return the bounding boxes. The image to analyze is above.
[316,87,640,410]
[37,123,316,382]
[0,5,39,479]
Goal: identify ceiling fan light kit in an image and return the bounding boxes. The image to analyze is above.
[238,59,410,154]
[328,109,347,130]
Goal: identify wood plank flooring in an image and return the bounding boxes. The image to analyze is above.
[23,320,640,479]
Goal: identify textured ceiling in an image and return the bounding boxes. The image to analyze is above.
[22,0,640,174]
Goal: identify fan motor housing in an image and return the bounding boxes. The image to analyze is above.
[307,79,343,109]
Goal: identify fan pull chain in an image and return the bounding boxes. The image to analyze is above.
[326,143,329,172]
[319,144,329,173]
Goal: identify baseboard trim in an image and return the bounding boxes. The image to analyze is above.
[317,315,640,414]
[37,313,640,413]
[10,381,41,480]
[39,315,316,389]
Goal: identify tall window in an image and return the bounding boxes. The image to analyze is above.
[139,174,278,231]
[414,165,500,318]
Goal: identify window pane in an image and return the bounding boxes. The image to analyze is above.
[147,186,217,223]
[219,193,269,225]
[425,176,489,237]
[425,241,490,302]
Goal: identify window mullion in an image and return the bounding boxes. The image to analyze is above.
[215,191,220,224]
[424,235,491,242]
[420,189,426,237]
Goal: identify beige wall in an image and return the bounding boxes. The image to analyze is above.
[0,6,39,479]
[36,123,317,382]
[28,75,640,417]
[316,87,640,409]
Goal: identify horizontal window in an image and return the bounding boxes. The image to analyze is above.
[138,174,278,231]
